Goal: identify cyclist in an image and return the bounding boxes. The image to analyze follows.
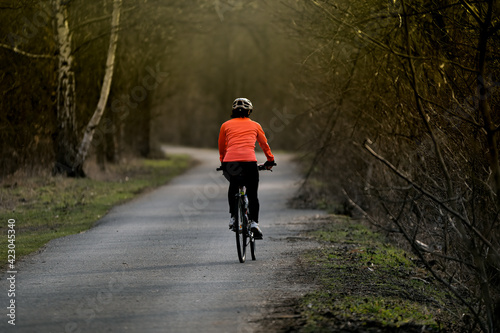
[218,98,275,239]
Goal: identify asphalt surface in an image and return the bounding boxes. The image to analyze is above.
[1,147,322,333]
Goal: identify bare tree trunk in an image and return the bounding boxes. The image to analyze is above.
[400,0,455,257]
[105,110,117,163]
[401,0,453,199]
[137,103,151,157]
[476,0,500,203]
[52,0,79,176]
[72,0,122,176]
[474,2,498,330]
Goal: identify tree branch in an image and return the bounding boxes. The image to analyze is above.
[72,6,137,31]
[0,43,53,59]
[489,22,500,37]
[389,204,486,331]
[309,0,434,61]
[458,0,484,26]
[363,140,500,260]
[341,188,401,233]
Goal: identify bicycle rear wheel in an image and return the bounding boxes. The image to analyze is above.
[235,196,246,263]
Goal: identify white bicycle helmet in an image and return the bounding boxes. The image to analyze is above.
[232,98,253,112]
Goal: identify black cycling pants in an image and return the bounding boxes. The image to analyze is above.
[222,162,260,222]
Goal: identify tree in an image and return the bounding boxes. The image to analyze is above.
[52,0,79,176]
[0,1,56,177]
[72,0,122,176]
[294,0,500,330]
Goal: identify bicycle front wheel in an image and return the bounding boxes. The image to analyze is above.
[235,196,246,263]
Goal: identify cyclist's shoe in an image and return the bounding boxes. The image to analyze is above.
[229,216,236,231]
[250,221,263,239]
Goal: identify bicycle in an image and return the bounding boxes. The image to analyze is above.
[217,162,276,263]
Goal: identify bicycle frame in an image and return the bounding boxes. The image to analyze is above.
[217,162,276,263]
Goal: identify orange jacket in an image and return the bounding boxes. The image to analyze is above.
[218,117,274,163]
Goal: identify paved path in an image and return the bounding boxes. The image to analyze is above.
[1,147,321,333]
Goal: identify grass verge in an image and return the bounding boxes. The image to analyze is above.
[296,216,461,332]
[0,154,192,266]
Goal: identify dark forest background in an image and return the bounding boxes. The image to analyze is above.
[1,0,499,331]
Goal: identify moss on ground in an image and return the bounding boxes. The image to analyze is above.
[297,217,461,332]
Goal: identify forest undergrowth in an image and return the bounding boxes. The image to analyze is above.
[260,215,469,333]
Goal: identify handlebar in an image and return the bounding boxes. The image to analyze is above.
[258,163,276,171]
[216,162,276,172]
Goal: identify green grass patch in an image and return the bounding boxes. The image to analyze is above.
[298,217,454,332]
[0,154,192,265]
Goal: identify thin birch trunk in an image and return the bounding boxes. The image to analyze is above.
[52,0,79,175]
[72,0,122,176]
